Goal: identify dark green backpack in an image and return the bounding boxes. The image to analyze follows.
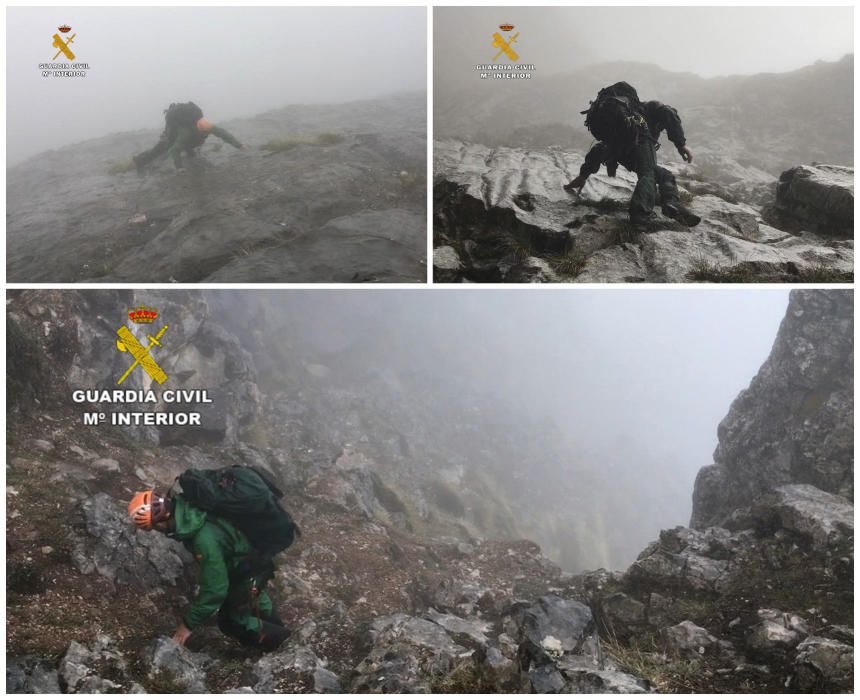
[581,82,648,144]
[178,465,300,560]
[164,102,204,131]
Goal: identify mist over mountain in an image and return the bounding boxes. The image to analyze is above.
[435,55,853,176]
[433,56,854,283]
[7,289,852,693]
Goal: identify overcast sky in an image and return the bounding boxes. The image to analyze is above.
[435,6,853,80]
[6,7,426,164]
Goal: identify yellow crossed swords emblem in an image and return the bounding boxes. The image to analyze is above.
[52,32,76,61]
[491,31,519,62]
[116,324,169,385]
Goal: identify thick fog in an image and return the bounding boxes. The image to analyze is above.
[259,288,788,480]
[214,289,789,566]
[435,6,853,83]
[6,7,426,165]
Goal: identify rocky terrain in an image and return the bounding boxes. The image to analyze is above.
[6,93,426,283]
[7,289,853,693]
[433,56,854,282]
[433,141,853,283]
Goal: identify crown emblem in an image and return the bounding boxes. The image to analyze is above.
[128,306,159,324]
[58,24,72,33]
[499,24,514,32]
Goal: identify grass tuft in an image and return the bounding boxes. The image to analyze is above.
[602,632,701,693]
[260,133,343,153]
[107,159,135,175]
[548,249,587,278]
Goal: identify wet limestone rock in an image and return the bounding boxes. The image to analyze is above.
[752,484,853,548]
[351,613,471,692]
[433,140,853,283]
[771,164,853,237]
[691,289,853,528]
[6,657,62,693]
[661,620,720,658]
[59,636,130,693]
[253,645,341,693]
[71,493,192,588]
[792,636,854,692]
[149,637,214,693]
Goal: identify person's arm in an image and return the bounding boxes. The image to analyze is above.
[211,125,244,149]
[655,103,692,161]
[580,142,609,178]
[567,142,609,191]
[181,532,230,634]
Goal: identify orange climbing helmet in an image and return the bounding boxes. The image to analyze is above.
[196,117,214,134]
[128,490,168,530]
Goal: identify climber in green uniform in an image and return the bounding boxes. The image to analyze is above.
[128,489,289,651]
[133,102,246,174]
[565,82,701,230]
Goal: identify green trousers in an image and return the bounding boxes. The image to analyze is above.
[216,586,289,650]
[622,141,680,220]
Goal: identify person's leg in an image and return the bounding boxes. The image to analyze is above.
[655,166,680,209]
[657,165,701,226]
[629,140,658,226]
[217,588,289,651]
[133,136,169,171]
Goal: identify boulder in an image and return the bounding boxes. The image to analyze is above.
[516,596,596,659]
[661,620,720,658]
[746,608,808,655]
[6,657,62,693]
[792,636,854,692]
[752,484,853,548]
[351,613,470,692]
[772,164,853,237]
[149,637,213,693]
[72,493,191,587]
[59,636,130,693]
[599,592,647,638]
[253,645,338,693]
[424,609,493,647]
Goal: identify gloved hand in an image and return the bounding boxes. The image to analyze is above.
[679,146,693,163]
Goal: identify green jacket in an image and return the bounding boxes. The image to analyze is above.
[171,495,254,629]
[168,125,242,167]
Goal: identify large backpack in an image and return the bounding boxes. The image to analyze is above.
[164,102,204,131]
[581,82,648,144]
[178,465,300,561]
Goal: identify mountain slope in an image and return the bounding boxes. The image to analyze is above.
[7,93,426,283]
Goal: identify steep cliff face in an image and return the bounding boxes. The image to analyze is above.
[691,290,853,529]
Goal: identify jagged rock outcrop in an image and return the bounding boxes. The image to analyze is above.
[586,483,853,692]
[6,657,62,693]
[433,140,853,282]
[770,164,854,237]
[691,290,853,528]
[7,289,263,447]
[71,493,193,587]
[7,94,426,283]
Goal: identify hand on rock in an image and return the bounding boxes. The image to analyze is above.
[172,623,192,646]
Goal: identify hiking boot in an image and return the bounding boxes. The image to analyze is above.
[662,203,701,227]
[629,213,652,231]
